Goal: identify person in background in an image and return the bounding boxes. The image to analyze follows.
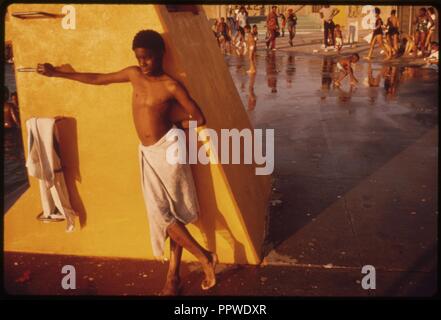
[386,9,400,57]
[266,6,279,51]
[212,19,220,47]
[424,41,439,70]
[245,24,256,74]
[236,6,248,41]
[217,17,232,54]
[414,7,432,57]
[333,53,360,87]
[425,7,437,52]
[279,12,286,37]
[287,8,298,47]
[334,24,344,54]
[319,4,340,52]
[401,33,417,56]
[252,24,259,42]
[366,7,393,60]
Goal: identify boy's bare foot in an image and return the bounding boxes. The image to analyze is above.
[201,252,217,290]
[246,70,256,74]
[160,276,181,296]
[364,56,372,60]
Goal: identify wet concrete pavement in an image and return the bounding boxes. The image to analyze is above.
[228,48,438,296]
[3,48,438,297]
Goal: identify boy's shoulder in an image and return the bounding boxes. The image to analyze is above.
[126,65,142,75]
[161,74,183,91]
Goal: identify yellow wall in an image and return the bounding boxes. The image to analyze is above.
[4,4,271,265]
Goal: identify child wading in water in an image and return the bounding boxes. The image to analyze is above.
[37,30,218,296]
[333,53,360,87]
[245,24,257,74]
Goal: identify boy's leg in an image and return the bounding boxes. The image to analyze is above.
[167,221,217,290]
[248,50,256,73]
[161,238,183,295]
[329,23,336,47]
[324,22,329,47]
[424,30,432,50]
[334,70,347,86]
[269,31,276,49]
[393,34,399,53]
[366,36,377,59]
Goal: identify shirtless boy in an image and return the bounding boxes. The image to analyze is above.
[37,30,217,296]
[333,53,360,87]
[245,24,256,74]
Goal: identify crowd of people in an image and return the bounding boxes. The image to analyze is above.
[366,7,438,61]
[212,5,301,54]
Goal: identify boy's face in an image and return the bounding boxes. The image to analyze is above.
[351,56,359,63]
[134,48,157,75]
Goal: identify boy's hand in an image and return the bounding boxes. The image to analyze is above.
[37,63,56,77]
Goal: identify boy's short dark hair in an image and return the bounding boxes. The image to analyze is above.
[375,7,381,15]
[352,53,360,60]
[428,7,435,14]
[244,24,251,30]
[252,24,257,28]
[391,9,396,15]
[335,24,340,28]
[431,41,439,47]
[132,30,165,58]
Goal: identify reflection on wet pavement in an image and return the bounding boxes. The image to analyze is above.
[225,51,438,256]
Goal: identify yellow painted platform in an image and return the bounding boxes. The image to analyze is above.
[4,4,271,264]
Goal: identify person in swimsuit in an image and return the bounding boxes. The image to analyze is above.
[366,7,393,60]
[425,7,437,52]
[386,9,400,57]
[414,7,432,56]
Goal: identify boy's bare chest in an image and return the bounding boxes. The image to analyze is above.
[132,82,173,109]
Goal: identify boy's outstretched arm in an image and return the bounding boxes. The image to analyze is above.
[168,81,205,128]
[37,63,133,85]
